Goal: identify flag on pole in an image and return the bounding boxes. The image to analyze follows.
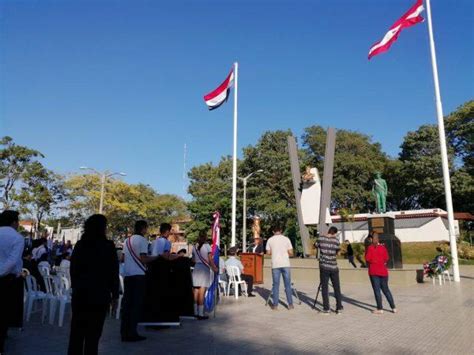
[203,69,234,110]
[368,0,424,59]
[204,211,220,312]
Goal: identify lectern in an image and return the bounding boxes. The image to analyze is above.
[240,253,264,284]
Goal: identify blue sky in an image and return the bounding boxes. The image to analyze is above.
[1,0,473,198]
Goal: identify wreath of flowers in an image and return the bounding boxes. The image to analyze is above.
[423,254,451,277]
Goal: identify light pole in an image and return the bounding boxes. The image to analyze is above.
[80,167,126,214]
[239,169,263,252]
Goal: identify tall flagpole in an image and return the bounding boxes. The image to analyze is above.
[231,62,238,247]
[425,0,460,282]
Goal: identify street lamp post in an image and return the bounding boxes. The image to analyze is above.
[239,169,263,252]
[80,167,126,214]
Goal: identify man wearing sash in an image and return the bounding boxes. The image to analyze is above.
[121,220,158,342]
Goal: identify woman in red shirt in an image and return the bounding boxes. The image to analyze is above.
[365,233,397,314]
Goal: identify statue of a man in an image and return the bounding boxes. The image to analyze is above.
[372,172,388,214]
[252,216,261,239]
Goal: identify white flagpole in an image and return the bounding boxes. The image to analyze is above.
[231,62,238,247]
[425,0,460,282]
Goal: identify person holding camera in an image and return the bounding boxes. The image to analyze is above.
[316,226,343,315]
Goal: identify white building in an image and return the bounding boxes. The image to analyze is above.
[53,228,82,245]
[331,209,460,243]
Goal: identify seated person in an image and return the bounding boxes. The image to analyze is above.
[37,254,51,275]
[32,238,48,261]
[22,250,34,274]
[225,247,255,297]
[59,253,71,269]
[219,254,227,282]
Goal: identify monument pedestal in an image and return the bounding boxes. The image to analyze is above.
[367,214,403,269]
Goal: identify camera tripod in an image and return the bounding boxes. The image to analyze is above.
[312,281,333,311]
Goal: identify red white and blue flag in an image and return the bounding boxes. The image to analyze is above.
[205,211,221,312]
[203,69,234,110]
[368,0,424,59]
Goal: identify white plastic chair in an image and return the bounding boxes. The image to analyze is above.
[218,274,228,297]
[56,266,70,281]
[115,275,124,320]
[432,274,444,285]
[25,275,47,322]
[226,266,248,299]
[442,270,451,283]
[49,276,71,327]
[42,275,61,324]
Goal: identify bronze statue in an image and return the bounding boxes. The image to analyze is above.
[372,172,388,214]
[252,216,261,239]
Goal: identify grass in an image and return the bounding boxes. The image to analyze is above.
[337,242,474,266]
[401,242,441,264]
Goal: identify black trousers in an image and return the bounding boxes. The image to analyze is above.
[120,275,146,338]
[320,269,343,311]
[348,255,357,268]
[241,274,254,294]
[68,299,108,355]
[0,275,24,353]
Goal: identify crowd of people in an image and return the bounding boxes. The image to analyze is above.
[0,209,398,355]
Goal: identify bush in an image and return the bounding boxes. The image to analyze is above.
[458,242,474,260]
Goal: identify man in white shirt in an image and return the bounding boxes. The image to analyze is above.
[266,225,294,310]
[121,220,158,342]
[32,239,48,261]
[251,237,264,254]
[0,210,24,353]
[224,247,255,297]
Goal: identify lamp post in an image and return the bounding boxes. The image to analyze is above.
[80,167,126,214]
[239,169,263,252]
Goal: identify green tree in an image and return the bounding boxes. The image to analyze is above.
[398,124,452,209]
[16,162,66,234]
[397,100,474,213]
[187,157,235,245]
[0,136,43,208]
[302,126,388,212]
[446,100,474,174]
[241,130,297,237]
[65,174,187,235]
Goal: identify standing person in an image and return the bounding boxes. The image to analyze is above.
[345,240,357,268]
[365,233,397,314]
[0,210,24,354]
[68,214,120,355]
[251,237,264,254]
[266,225,294,310]
[317,226,343,315]
[191,233,217,320]
[151,223,180,260]
[121,220,157,342]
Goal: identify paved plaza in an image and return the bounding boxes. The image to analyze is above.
[6,267,474,355]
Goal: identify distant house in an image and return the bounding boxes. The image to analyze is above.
[331,209,461,243]
[19,220,54,238]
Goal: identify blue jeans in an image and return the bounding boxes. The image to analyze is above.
[271,267,293,307]
[370,275,396,310]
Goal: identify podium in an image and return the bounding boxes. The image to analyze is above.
[240,253,264,284]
